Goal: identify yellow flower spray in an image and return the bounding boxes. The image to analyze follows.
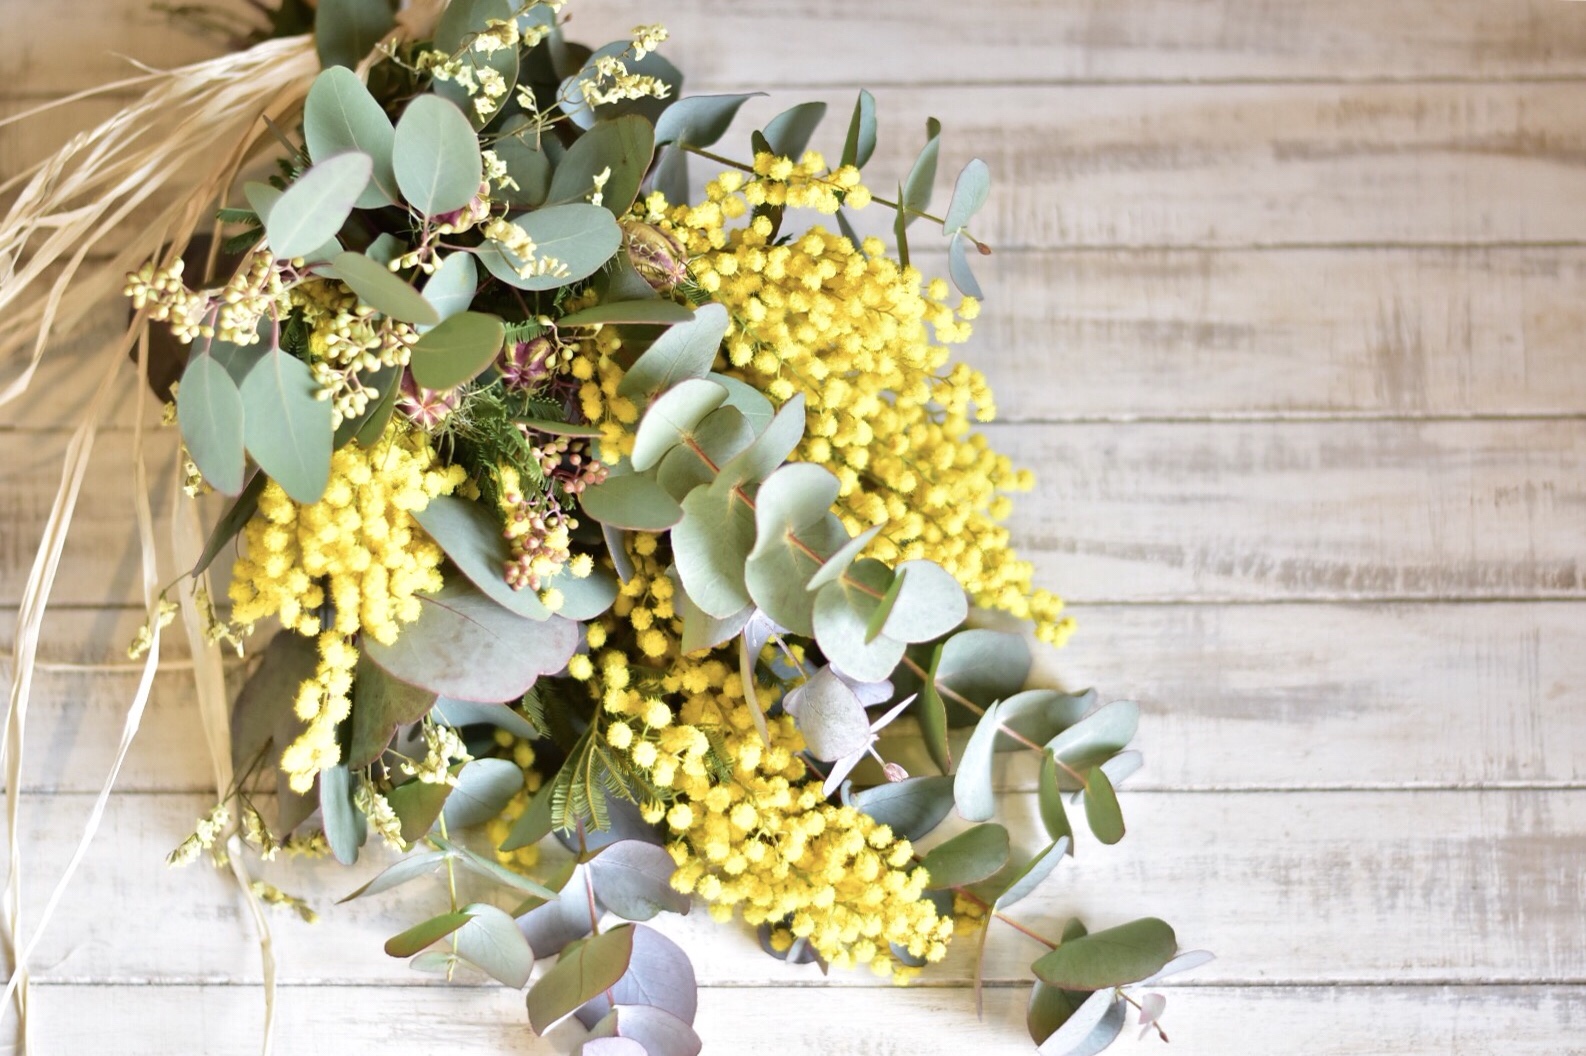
[228,424,466,792]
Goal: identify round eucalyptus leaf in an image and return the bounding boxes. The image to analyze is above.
[744,463,845,634]
[384,910,472,959]
[387,776,451,844]
[932,628,1032,723]
[546,114,654,216]
[851,774,954,843]
[918,821,1010,889]
[1139,949,1216,986]
[421,252,478,322]
[518,865,595,958]
[443,758,529,829]
[1082,767,1125,845]
[617,304,730,400]
[1031,988,1123,1056]
[413,495,552,620]
[559,300,696,327]
[902,117,942,225]
[333,251,440,325]
[948,230,985,299]
[493,115,553,207]
[671,483,755,617]
[393,94,483,217]
[677,588,754,655]
[993,837,1070,912]
[580,471,684,531]
[1046,700,1141,773]
[580,1039,646,1056]
[840,89,877,169]
[630,377,728,471]
[315,0,394,70]
[880,559,969,644]
[347,651,438,768]
[654,93,762,148]
[715,391,804,489]
[806,522,884,592]
[952,699,1003,822]
[455,902,536,989]
[944,157,991,234]
[303,66,397,207]
[176,354,246,495]
[998,689,1095,752]
[476,204,623,291]
[761,101,827,160]
[575,924,698,1028]
[240,348,333,503]
[586,840,691,921]
[595,1005,702,1056]
[655,404,753,501]
[1030,918,1178,992]
[265,152,372,261]
[780,665,871,762]
[707,373,774,434]
[364,579,579,701]
[409,311,506,390]
[319,763,365,865]
[526,925,636,1034]
[811,561,905,684]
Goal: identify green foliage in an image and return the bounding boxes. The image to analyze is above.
[546,114,655,216]
[264,152,371,260]
[393,94,483,217]
[840,89,877,169]
[303,66,397,207]
[363,579,579,701]
[315,0,395,71]
[1031,918,1178,992]
[409,311,506,390]
[919,822,1010,889]
[177,353,246,495]
[239,348,333,503]
[761,101,826,159]
[525,925,636,1034]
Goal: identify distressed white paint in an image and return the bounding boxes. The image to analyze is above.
[2,0,1584,1053]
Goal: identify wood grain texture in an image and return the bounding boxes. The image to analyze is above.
[3,0,1584,1051]
[995,419,1586,603]
[12,0,1586,97]
[8,83,1586,250]
[12,983,1586,1056]
[4,789,1584,988]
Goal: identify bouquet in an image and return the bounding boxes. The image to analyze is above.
[1,1,1207,1051]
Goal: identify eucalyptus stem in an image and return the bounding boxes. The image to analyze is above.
[898,656,1088,785]
[679,144,986,248]
[679,435,887,601]
[435,811,461,980]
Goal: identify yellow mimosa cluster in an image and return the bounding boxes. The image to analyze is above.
[228,424,466,791]
[569,543,952,978]
[569,168,1072,644]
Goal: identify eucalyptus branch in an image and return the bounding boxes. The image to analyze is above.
[679,144,989,250]
[680,435,888,602]
[898,656,1088,785]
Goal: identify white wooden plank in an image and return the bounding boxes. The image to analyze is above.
[14,982,1586,1056]
[8,602,1585,795]
[3,790,1582,987]
[5,420,1581,608]
[12,0,1586,98]
[965,247,1586,421]
[13,244,1586,430]
[9,84,1586,249]
[992,418,1586,602]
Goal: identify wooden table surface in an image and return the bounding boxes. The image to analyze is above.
[3,1,1585,1052]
